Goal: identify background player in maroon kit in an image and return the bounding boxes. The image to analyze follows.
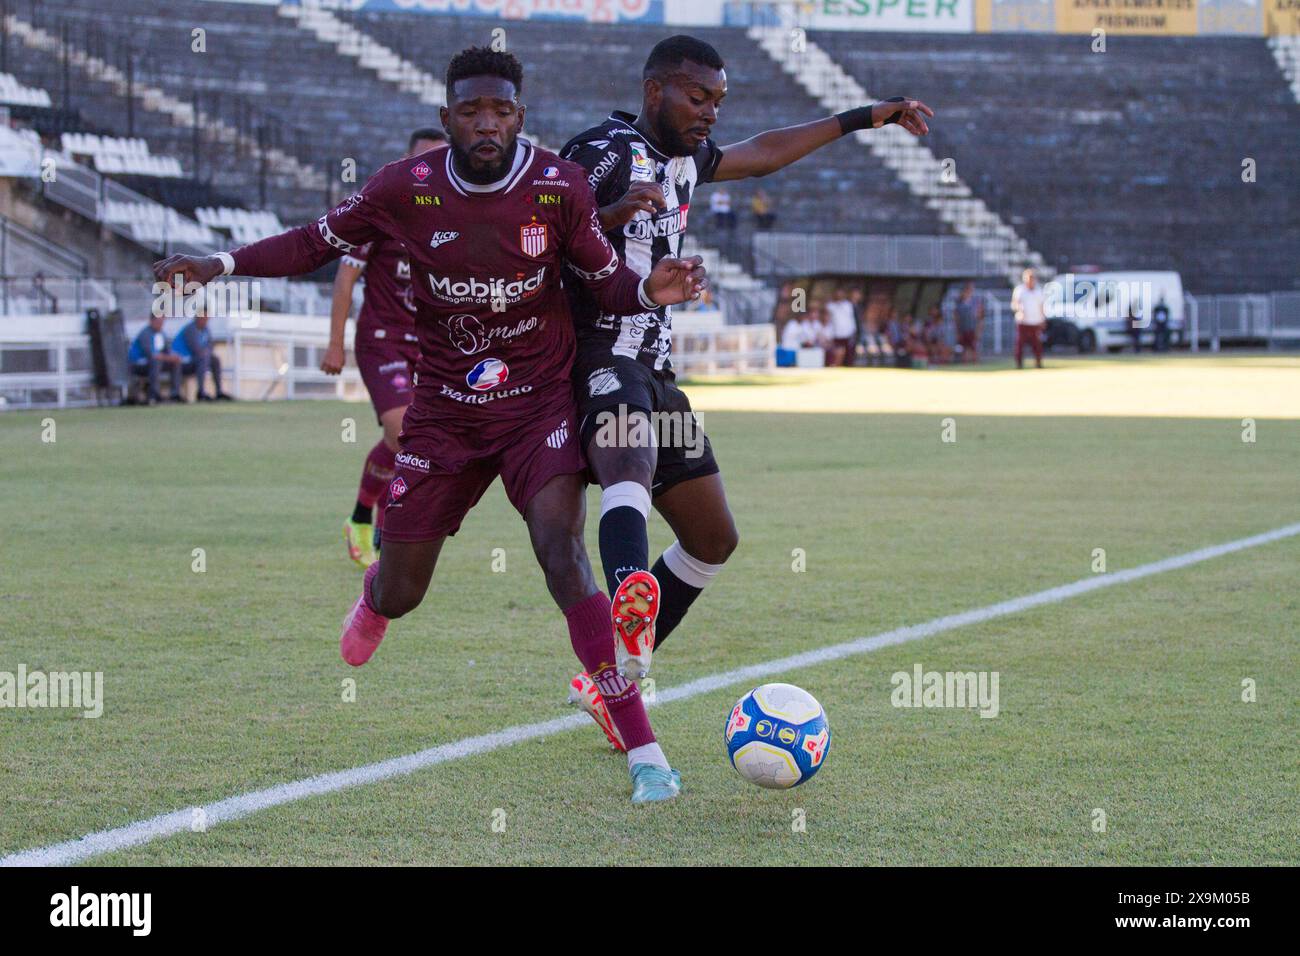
[322,128,448,569]
[153,49,705,803]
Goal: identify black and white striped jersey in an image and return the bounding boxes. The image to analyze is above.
[561,111,723,373]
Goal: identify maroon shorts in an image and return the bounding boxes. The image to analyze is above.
[381,397,584,542]
[355,334,418,423]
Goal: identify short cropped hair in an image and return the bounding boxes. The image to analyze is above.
[643,35,724,80]
[445,47,523,99]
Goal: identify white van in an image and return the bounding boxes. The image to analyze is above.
[1042,271,1185,352]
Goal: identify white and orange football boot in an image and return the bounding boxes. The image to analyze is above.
[567,671,625,752]
[611,570,659,679]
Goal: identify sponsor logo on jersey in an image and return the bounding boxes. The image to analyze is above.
[588,149,621,189]
[411,161,432,181]
[395,451,429,472]
[520,221,548,257]
[624,204,689,241]
[531,178,570,187]
[629,143,653,180]
[587,366,621,398]
[412,194,441,206]
[610,127,638,137]
[396,258,411,280]
[444,313,541,355]
[429,266,546,306]
[545,420,569,450]
[466,357,509,391]
[389,476,408,501]
[428,231,459,249]
[533,193,562,205]
[542,165,559,178]
[438,382,533,405]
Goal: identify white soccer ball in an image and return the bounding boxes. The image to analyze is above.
[724,683,830,789]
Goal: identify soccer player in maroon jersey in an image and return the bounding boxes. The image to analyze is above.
[153,49,706,803]
[323,128,447,569]
[559,36,932,746]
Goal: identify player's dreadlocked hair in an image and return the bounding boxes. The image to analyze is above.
[643,35,724,80]
[445,47,524,99]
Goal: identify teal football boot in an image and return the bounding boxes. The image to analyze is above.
[630,765,682,804]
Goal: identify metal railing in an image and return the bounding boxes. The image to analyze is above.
[752,233,1003,279]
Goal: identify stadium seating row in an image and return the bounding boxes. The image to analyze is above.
[0,70,52,107]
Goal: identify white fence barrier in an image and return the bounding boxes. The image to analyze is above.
[2,312,777,409]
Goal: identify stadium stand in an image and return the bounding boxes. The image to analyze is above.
[0,69,50,107]
[811,31,1300,293]
[61,133,185,178]
[335,9,949,270]
[1,2,1295,299]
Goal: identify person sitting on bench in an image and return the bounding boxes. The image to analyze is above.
[173,311,232,401]
[128,314,183,403]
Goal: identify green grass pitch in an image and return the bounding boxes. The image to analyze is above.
[1,357,1296,865]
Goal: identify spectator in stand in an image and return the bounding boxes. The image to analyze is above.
[861,315,892,367]
[750,188,776,230]
[884,307,909,367]
[954,282,984,363]
[709,185,735,234]
[780,315,806,351]
[1126,305,1143,353]
[1152,296,1171,352]
[172,309,233,401]
[924,305,953,365]
[810,301,836,364]
[1011,268,1046,369]
[128,313,183,404]
[826,286,858,367]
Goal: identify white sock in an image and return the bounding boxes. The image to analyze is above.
[627,742,669,772]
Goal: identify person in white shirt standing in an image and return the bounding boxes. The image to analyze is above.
[1011,268,1046,369]
[826,286,859,367]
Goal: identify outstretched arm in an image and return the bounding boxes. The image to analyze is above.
[154,175,398,287]
[713,98,933,182]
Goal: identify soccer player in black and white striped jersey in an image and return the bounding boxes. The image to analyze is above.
[560,36,932,743]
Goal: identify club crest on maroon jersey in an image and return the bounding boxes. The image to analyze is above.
[520,221,548,258]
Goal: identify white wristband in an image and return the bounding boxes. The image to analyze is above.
[636,278,657,311]
[214,252,235,276]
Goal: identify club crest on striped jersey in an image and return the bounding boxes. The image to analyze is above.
[466,357,509,391]
[520,221,548,257]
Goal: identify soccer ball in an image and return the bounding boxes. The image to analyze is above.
[724,683,830,789]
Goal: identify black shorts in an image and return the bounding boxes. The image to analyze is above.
[574,354,719,497]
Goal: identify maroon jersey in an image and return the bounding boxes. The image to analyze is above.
[228,140,650,430]
[344,239,416,340]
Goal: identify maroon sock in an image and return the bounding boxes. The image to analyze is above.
[563,591,655,750]
[361,562,383,616]
[358,440,396,509]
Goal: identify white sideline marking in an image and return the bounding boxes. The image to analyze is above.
[5,521,1298,867]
